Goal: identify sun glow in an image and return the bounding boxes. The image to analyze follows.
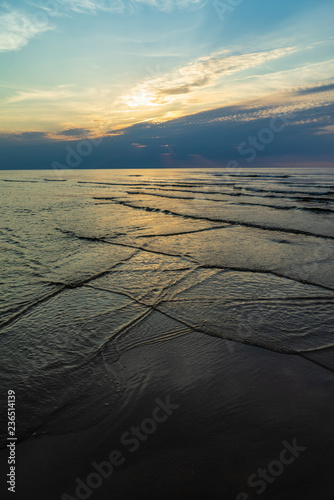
[124,91,158,107]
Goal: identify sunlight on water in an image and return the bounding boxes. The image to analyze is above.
[1,167,334,442]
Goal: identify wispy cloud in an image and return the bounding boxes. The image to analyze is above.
[174,81,334,134]
[295,81,334,95]
[119,47,297,107]
[43,0,205,14]
[131,0,206,12]
[57,0,126,14]
[0,0,205,53]
[6,85,76,103]
[57,127,92,136]
[207,95,334,126]
[0,6,54,52]
[0,130,53,146]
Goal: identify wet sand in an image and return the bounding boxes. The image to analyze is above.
[2,331,334,500]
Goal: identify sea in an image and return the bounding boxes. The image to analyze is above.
[1,167,334,446]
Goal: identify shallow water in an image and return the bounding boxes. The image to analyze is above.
[1,167,334,444]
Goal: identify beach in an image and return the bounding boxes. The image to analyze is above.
[1,168,334,499]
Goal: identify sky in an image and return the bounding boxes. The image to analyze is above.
[0,0,333,169]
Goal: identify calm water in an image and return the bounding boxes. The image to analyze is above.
[1,167,334,444]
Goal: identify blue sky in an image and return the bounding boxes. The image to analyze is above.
[0,0,333,167]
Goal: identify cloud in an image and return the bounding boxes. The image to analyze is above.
[0,0,204,53]
[0,127,103,145]
[57,127,91,136]
[119,47,297,107]
[176,83,334,129]
[6,86,76,103]
[1,95,333,168]
[314,125,334,135]
[131,0,205,12]
[49,0,205,14]
[57,0,126,14]
[296,82,334,95]
[0,131,49,145]
[0,6,54,52]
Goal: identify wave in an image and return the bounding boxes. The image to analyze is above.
[43,179,67,182]
[238,186,334,195]
[1,179,41,183]
[105,198,334,240]
[211,173,291,178]
[77,181,151,186]
[119,192,334,214]
[139,186,334,203]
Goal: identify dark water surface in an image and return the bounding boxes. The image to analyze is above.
[1,168,334,499]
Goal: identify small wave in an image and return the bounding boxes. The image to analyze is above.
[108,198,334,240]
[141,186,334,203]
[121,191,334,214]
[43,179,67,182]
[239,186,334,196]
[2,179,41,183]
[212,173,291,179]
[77,181,150,186]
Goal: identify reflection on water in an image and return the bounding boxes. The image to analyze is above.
[1,167,334,443]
